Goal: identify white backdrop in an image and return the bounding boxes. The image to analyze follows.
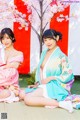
[68,3,80,75]
[0,1,80,75]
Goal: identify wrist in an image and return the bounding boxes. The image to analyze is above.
[35,81,40,85]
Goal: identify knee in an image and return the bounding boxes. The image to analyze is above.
[24,94,31,105]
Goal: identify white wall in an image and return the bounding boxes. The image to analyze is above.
[68,3,80,75]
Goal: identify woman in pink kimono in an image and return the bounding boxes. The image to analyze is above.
[0,28,23,103]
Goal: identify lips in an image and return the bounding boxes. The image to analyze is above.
[5,43,9,45]
[48,44,52,47]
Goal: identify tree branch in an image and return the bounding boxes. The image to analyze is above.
[42,22,48,32]
[43,4,49,16]
[31,25,40,42]
[42,12,58,32]
[31,5,41,19]
[43,0,48,6]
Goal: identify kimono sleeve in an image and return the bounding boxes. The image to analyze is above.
[55,55,74,83]
[0,44,5,66]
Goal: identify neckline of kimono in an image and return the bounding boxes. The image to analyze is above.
[41,46,59,70]
[5,54,22,63]
[41,46,59,79]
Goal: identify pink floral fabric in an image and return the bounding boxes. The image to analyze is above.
[0,54,23,91]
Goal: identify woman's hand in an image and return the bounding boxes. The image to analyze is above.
[0,62,20,70]
[28,85,36,88]
[0,65,6,70]
[28,81,40,88]
[41,76,56,84]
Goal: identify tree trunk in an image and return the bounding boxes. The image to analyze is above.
[39,0,43,56]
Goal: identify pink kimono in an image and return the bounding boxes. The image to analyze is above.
[0,44,23,92]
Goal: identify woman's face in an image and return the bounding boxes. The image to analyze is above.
[1,34,13,48]
[43,37,57,50]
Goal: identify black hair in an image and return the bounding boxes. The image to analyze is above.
[42,29,62,42]
[0,28,16,43]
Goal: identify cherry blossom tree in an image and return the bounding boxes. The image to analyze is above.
[21,0,70,54]
[0,0,28,29]
[0,0,70,53]
[0,0,80,54]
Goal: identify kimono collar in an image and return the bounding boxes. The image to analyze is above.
[39,46,60,67]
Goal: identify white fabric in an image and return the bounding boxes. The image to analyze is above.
[0,91,19,103]
[38,84,49,98]
[68,3,80,75]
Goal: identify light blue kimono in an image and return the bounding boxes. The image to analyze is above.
[35,47,74,101]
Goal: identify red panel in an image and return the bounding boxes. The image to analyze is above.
[14,0,31,74]
[50,7,70,55]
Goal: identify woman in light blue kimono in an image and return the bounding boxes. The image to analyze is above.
[23,29,74,113]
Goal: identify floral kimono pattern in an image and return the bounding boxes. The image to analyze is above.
[0,43,5,66]
[0,45,23,92]
[35,47,74,101]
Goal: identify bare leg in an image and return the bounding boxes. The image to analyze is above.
[24,88,58,106]
[24,88,73,113]
[0,90,11,99]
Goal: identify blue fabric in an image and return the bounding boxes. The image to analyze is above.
[76,104,80,109]
[46,80,68,101]
[35,47,74,101]
[25,88,36,93]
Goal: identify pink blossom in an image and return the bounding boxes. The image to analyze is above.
[68,69,72,74]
